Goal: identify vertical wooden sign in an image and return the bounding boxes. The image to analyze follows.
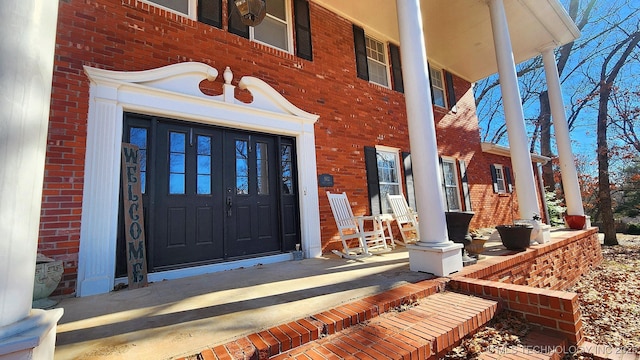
[121,143,148,289]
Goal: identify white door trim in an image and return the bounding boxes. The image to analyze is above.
[77,63,320,297]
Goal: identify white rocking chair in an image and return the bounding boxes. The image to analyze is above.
[386,194,420,245]
[326,192,389,259]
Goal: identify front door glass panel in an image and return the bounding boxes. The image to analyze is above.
[256,142,269,195]
[236,140,249,195]
[169,131,186,194]
[197,135,212,195]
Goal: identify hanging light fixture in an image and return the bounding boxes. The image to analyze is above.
[234,0,267,26]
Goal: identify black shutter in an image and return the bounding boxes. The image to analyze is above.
[353,25,369,81]
[294,0,313,61]
[445,71,457,112]
[459,159,472,211]
[365,146,381,215]
[198,0,222,28]
[490,164,499,193]
[505,166,513,193]
[427,63,435,103]
[228,2,249,38]
[402,152,416,210]
[389,43,404,93]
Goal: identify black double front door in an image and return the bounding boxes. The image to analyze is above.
[117,113,300,274]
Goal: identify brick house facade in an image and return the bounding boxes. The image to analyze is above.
[41,0,551,296]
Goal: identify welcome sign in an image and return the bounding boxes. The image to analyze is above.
[121,143,148,289]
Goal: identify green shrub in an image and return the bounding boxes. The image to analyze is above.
[627,223,640,235]
[546,191,566,226]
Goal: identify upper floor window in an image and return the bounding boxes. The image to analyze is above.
[225,0,312,60]
[430,65,446,108]
[143,0,196,18]
[365,36,389,88]
[353,25,403,92]
[252,0,292,52]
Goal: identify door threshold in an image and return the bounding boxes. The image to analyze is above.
[114,252,293,288]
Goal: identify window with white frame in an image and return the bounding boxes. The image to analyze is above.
[430,65,447,108]
[366,36,390,87]
[252,0,292,52]
[441,157,461,211]
[376,148,401,214]
[493,164,507,193]
[143,0,196,18]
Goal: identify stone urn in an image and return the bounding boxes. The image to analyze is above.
[466,237,488,257]
[33,254,64,309]
[445,211,476,265]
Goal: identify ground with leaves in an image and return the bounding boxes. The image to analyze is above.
[442,234,640,359]
[570,234,640,351]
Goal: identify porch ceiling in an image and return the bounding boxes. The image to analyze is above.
[313,0,580,82]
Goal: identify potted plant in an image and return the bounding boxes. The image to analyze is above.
[564,214,586,230]
[495,194,533,251]
[466,230,488,257]
[33,253,64,309]
[496,223,533,250]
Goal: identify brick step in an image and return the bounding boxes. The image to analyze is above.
[186,279,446,360]
[271,291,499,359]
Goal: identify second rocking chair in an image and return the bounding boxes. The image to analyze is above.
[386,194,420,245]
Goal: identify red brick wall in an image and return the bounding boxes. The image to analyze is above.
[43,0,532,294]
[462,229,602,290]
[449,229,602,345]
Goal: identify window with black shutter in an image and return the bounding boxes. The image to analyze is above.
[490,164,513,194]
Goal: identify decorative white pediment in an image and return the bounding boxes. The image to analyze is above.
[84,62,318,121]
[77,62,321,297]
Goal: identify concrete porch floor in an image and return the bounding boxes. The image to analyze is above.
[53,247,435,360]
[52,229,594,360]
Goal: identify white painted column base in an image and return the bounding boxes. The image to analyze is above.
[0,309,63,360]
[407,243,463,276]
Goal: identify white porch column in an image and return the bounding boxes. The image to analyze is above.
[397,0,463,276]
[0,1,64,359]
[487,0,541,219]
[541,47,585,216]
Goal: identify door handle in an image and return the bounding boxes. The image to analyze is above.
[226,196,232,216]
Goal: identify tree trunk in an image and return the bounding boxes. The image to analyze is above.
[597,30,640,245]
[538,91,555,191]
[597,83,618,245]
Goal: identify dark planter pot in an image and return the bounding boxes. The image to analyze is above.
[564,214,586,230]
[496,224,533,251]
[445,212,475,246]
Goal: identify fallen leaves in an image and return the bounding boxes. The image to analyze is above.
[442,311,530,359]
[442,234,640,359]
[569,234,640,352]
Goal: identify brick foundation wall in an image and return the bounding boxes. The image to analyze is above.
[461,229,602,290]
[44,0,531,294]
[449,229,602,345]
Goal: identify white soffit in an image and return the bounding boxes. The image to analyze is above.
[481,142,550,164]
[312,0,579,82]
